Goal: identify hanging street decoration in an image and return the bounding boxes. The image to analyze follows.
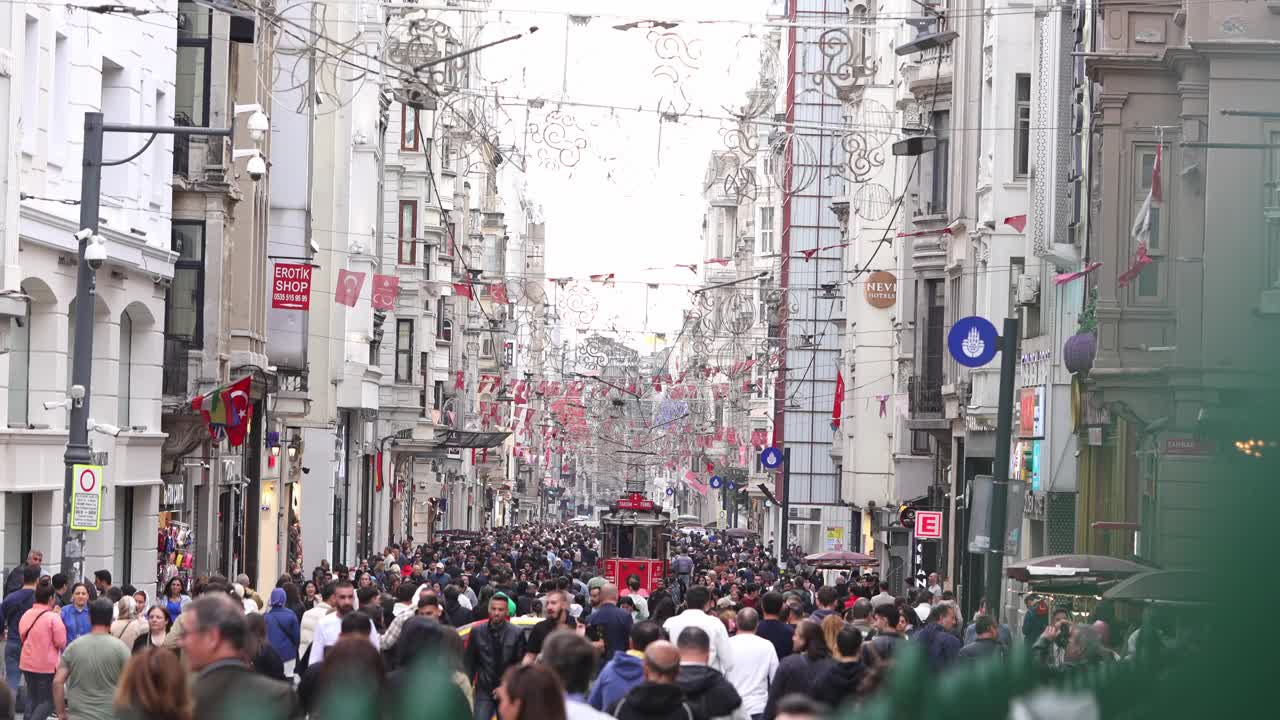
[759,446,783,469]
[371,274,401,311]
[335,269,366,307]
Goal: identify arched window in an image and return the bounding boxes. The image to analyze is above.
[7,298,31,427]
[119,309,133,426]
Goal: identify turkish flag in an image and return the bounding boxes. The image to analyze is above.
[452,282,474,299]
[490,282,510,304]
[832,369,846,430]
[224,375,254,447]
[335,269,365,307]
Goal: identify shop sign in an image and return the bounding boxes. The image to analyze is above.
[864,271,897,309]
[271,263,313,310]
[914,510,943,539]
[825,526,844,550]
[1018,386,1045,438]
[1029,440,1042,492]
[1164,437,1214,457]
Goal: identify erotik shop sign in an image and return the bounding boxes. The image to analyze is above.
[271,263,313,310]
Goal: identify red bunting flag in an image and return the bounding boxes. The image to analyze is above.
[371,274,400,310]
[452,281,474,300]
[675,264,698,273]
[454,371,465,390]
[705,257,730,266]
[800,248,819,261]
[832,369,845,430]
[335,269,366,307]
[489,282,510,304]
[1003,214,1027,233]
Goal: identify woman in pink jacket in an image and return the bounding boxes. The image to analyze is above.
[18,580,66,720]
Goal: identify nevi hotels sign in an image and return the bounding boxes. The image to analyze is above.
[864,271,897,309]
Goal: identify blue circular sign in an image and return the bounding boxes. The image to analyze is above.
[727,481,738,491]
[709,475,723,489]
[947,316,999,368]
[759,447,783,469]
[665,487,674,496]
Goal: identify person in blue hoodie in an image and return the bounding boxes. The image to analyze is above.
[588,620,660,711]
[913,603,962,672]
[263,588,301,677]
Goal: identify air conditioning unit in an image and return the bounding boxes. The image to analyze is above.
[1017,273,1040,306]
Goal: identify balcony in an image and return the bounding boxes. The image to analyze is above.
[908,375,944,417]
[274,366,311,417]
[162,337,195,399]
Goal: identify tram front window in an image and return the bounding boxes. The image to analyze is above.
[618,526,634,558]
[634,526,653,559]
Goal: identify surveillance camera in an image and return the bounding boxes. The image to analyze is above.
[84,237,107,270]
[246,154,267,181]
[74,228,93,242]
[68,385,86,400]
[301,467,311,475]
[247,110,269,142]
[43,400,66,410]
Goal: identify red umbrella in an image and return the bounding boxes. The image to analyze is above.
[804,550,877,568]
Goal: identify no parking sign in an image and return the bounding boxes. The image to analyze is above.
[70,464,103,531]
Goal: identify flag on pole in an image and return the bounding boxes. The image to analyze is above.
[335,269,365,307]
[1122,145,1162,288]
[452,282,474,300]
[832,369,845,430]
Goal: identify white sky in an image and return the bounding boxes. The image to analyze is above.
[477,0,777,347]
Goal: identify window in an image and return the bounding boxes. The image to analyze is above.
[118,310,132,427]
[401,105,419,151]
[398,200,417,265]
[930,111,950,213]
[166,222,205,346]
[1015,75,1031,177]
[484,235,504,276]
[7,299,31,427]
[433,380,445,410]
[759,207,775,254]
[436,297,453,343]
[762,152,775,178]
[395,320,414,383]
[49,34,69,164]
[481,335,495,358]
[175,1,211,127]
[715,211,726,257]
[1134,146,1164,299]
[21,16,38,153]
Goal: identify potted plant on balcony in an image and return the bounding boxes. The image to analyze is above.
[1063,286,1099,376]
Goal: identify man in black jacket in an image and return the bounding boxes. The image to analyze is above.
[913,604,961,672]
[674,626,743,720]
[811,627,868,709]
[465,594,526,720]
[959,615,1006,661]
[610,640,696,720]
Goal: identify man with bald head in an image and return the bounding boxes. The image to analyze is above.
[726,608,778,720]
[610,640,695,720]
[586,582,632,661]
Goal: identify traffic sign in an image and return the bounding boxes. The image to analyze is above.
[665,487,674,496]
[70,464,103,531]
[759,447,783,469]
[914,510,943,540]
[709,475,723,489]
[947,316,999,367]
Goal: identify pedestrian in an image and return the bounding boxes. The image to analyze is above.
[608,640,696,720]
[389,617,472,711]
[588,620,658,711]
[297,612,375,713]
[913,604,962,672]
[264,588,301,677]
[19,578,67,720]
[754,593,793,661]
[662,586,733,674]
[159,578,190,625]
[113,647,192,720]
[466,593,527,720]
[525,589,577,664]
[2,564,40,694]
[725,609,778,720]
[300,581,319,614]
[182,594,295,720]
[53,597,129,720]
[807,588,838,624]
[309,580,380,663]
[496,663,566,720]
[61,583,93,645]
[3,549,42,598]
[133,606,170,654]
[244,613,287,681]
[810,627,868,710]
[846,599,874,639]
[298,581,334,664]
[673,626,744,720]
[866,604,902,664]
[959,615,1006,661]
[586,584,633,661]
[93,570,114,600]
[111,596,146,649]
[764,620,832,720]
[312,637,387,720]
[540,630,611,720]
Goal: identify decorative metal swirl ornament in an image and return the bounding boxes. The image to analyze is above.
[385,15,464,95]
[527,110,589,171]
[560,283,599,326]
[647,30,701,118]
[813,28,862,100]
[838,131,885,184]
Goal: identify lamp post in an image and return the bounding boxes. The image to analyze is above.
[61,112,236,578]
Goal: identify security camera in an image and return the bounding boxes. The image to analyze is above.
[84,236,107,270]
[301,467,311,475]
[246,154,267,181]
[247,110,270,142]
[74,228,93,242]
[68,385,86,401]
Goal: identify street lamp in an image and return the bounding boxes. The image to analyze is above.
[60,110,263,577]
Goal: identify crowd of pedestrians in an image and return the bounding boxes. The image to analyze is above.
[0,521,1144,720]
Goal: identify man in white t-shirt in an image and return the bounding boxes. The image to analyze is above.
[725,608,778,720]
[661,586,733,674]
[309,580,380,664]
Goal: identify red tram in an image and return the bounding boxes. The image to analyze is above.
[598,492,671,595]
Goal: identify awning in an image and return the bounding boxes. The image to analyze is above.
[432,430,511,449]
